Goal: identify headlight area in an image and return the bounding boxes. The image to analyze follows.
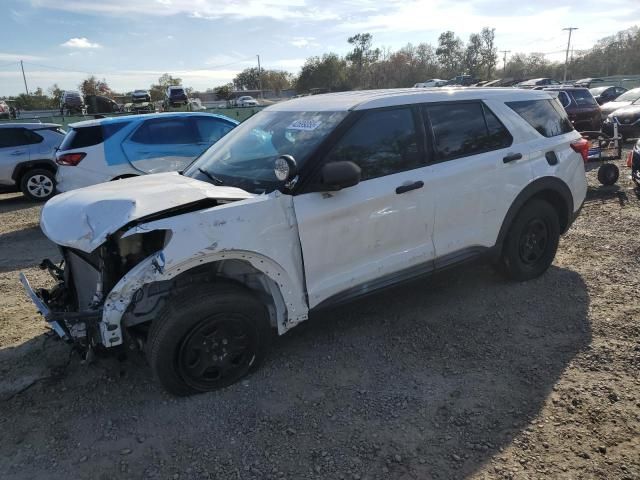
[37,229,170,350]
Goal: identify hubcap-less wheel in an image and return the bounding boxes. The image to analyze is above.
[177,316,256,391]
[26,174,54,199]
[518,218,548,265]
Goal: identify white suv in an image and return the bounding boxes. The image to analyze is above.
[21,88,588,395]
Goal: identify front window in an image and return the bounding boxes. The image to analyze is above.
[184,110,348,194]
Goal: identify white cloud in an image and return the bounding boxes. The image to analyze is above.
[290,37,318,48]
[61,37,102,49]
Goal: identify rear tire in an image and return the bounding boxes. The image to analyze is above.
[146,283,271,396]
[597,163,619,185]
[20,168,56,201]
[500,199,560,281]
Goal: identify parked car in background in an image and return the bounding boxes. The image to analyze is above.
[446,75,477,86]
[589,86,627,105]
[0,123,65,201]
[0,101,10,119]
[131,90,151,103]
[599,87,640,120]
[517,78,561,89]
[55,112,238,192]
[188,98,207,111]
[85,95,121,115]
[574,78,605,88]
[602,99,640,141]
[163,86,188,108]
[24,88,587,394]
[544,87,601,131]
[60,90,84,115]
[235,95,260,107]
[413,79,447,88]
[129,90,154,114]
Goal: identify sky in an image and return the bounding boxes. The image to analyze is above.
[0,0,638,96]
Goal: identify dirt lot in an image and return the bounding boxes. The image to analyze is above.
[0,157,639,480]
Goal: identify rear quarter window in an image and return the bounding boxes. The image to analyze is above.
[59,122,128,151]
[506,99,574,138]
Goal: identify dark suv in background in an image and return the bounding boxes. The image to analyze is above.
[164,86,188,108]
[544,87,601,131]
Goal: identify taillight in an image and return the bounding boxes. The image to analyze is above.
[570,138,589,163]
[56,152,86,166]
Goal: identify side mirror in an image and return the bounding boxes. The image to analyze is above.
[320,161,361,191]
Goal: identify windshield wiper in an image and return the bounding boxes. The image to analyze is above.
[197,168,224,185]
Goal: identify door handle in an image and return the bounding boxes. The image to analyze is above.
[503,153,523,163]
[395,180,424,194]
[10,150,26,156]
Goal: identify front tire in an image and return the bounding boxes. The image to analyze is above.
[20,168,56,201]
[146,283,271,396]
[500,199,560,281]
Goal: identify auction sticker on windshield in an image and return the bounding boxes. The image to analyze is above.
[287,119,321,131]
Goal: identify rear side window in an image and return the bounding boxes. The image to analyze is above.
[325,107,421,181]
[426,102,512,161]
[130,118,198,145]
[59,122,127,151]
[0,128,42,148]
[506,99,573,137]
[569,89,597,107]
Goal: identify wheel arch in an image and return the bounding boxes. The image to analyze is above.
[495,177,574,253]
[11,159,57,182]
[104,249,308,347]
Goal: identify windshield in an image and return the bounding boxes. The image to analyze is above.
[184,109,348,194]
[615,88,640,102]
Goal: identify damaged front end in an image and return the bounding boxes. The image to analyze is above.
[20,228,170,353]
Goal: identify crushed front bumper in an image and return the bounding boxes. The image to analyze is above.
[19,271,103,346]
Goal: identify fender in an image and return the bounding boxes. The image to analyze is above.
[494,176,574,254]
[11,159,57,181]
[100,249,309,347]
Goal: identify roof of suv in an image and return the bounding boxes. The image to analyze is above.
[0,122,61,129]
[268,87,555,112]
[67,112,238,129]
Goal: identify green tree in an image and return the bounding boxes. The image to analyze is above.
[479,27,498,79]
[346,33,380,88]
[149,73,182,101]
[463,33,483,77]
[214,83,234,100]
[79,75,111,97]
[436,31,463,77]
[295,53,349,93]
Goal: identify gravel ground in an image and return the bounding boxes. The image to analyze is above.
[0,156,638,480]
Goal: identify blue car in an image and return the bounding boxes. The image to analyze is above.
[55,112,238,192]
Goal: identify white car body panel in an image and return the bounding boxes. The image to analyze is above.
[294,167,436,308]
[41,172,252,252]
[98,191,307,346]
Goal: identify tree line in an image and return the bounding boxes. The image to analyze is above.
[2,25,638,109]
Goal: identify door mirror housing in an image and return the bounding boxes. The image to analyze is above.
[320,161,361,191]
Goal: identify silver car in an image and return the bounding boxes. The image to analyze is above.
[0,123,65,201]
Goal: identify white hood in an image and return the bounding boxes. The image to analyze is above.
[41,172,253,252]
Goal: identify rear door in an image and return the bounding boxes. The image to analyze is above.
[122,117,202,173]
[0,128,30,185]
[423,101,528,260]
[293,106,436,308]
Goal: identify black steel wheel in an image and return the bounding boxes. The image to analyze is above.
[597,163,619,186]
[177,315,257,391]
[147,282,271,396]
[500,199,560,281]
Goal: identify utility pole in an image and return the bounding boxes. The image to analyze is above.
[20,60,29,95]
[500,50,511,74]
[562,27,578,83]
[256,54,263,99]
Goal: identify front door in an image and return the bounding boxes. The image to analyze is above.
[293,106,436,308]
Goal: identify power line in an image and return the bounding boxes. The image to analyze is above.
[0,61,18,68]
